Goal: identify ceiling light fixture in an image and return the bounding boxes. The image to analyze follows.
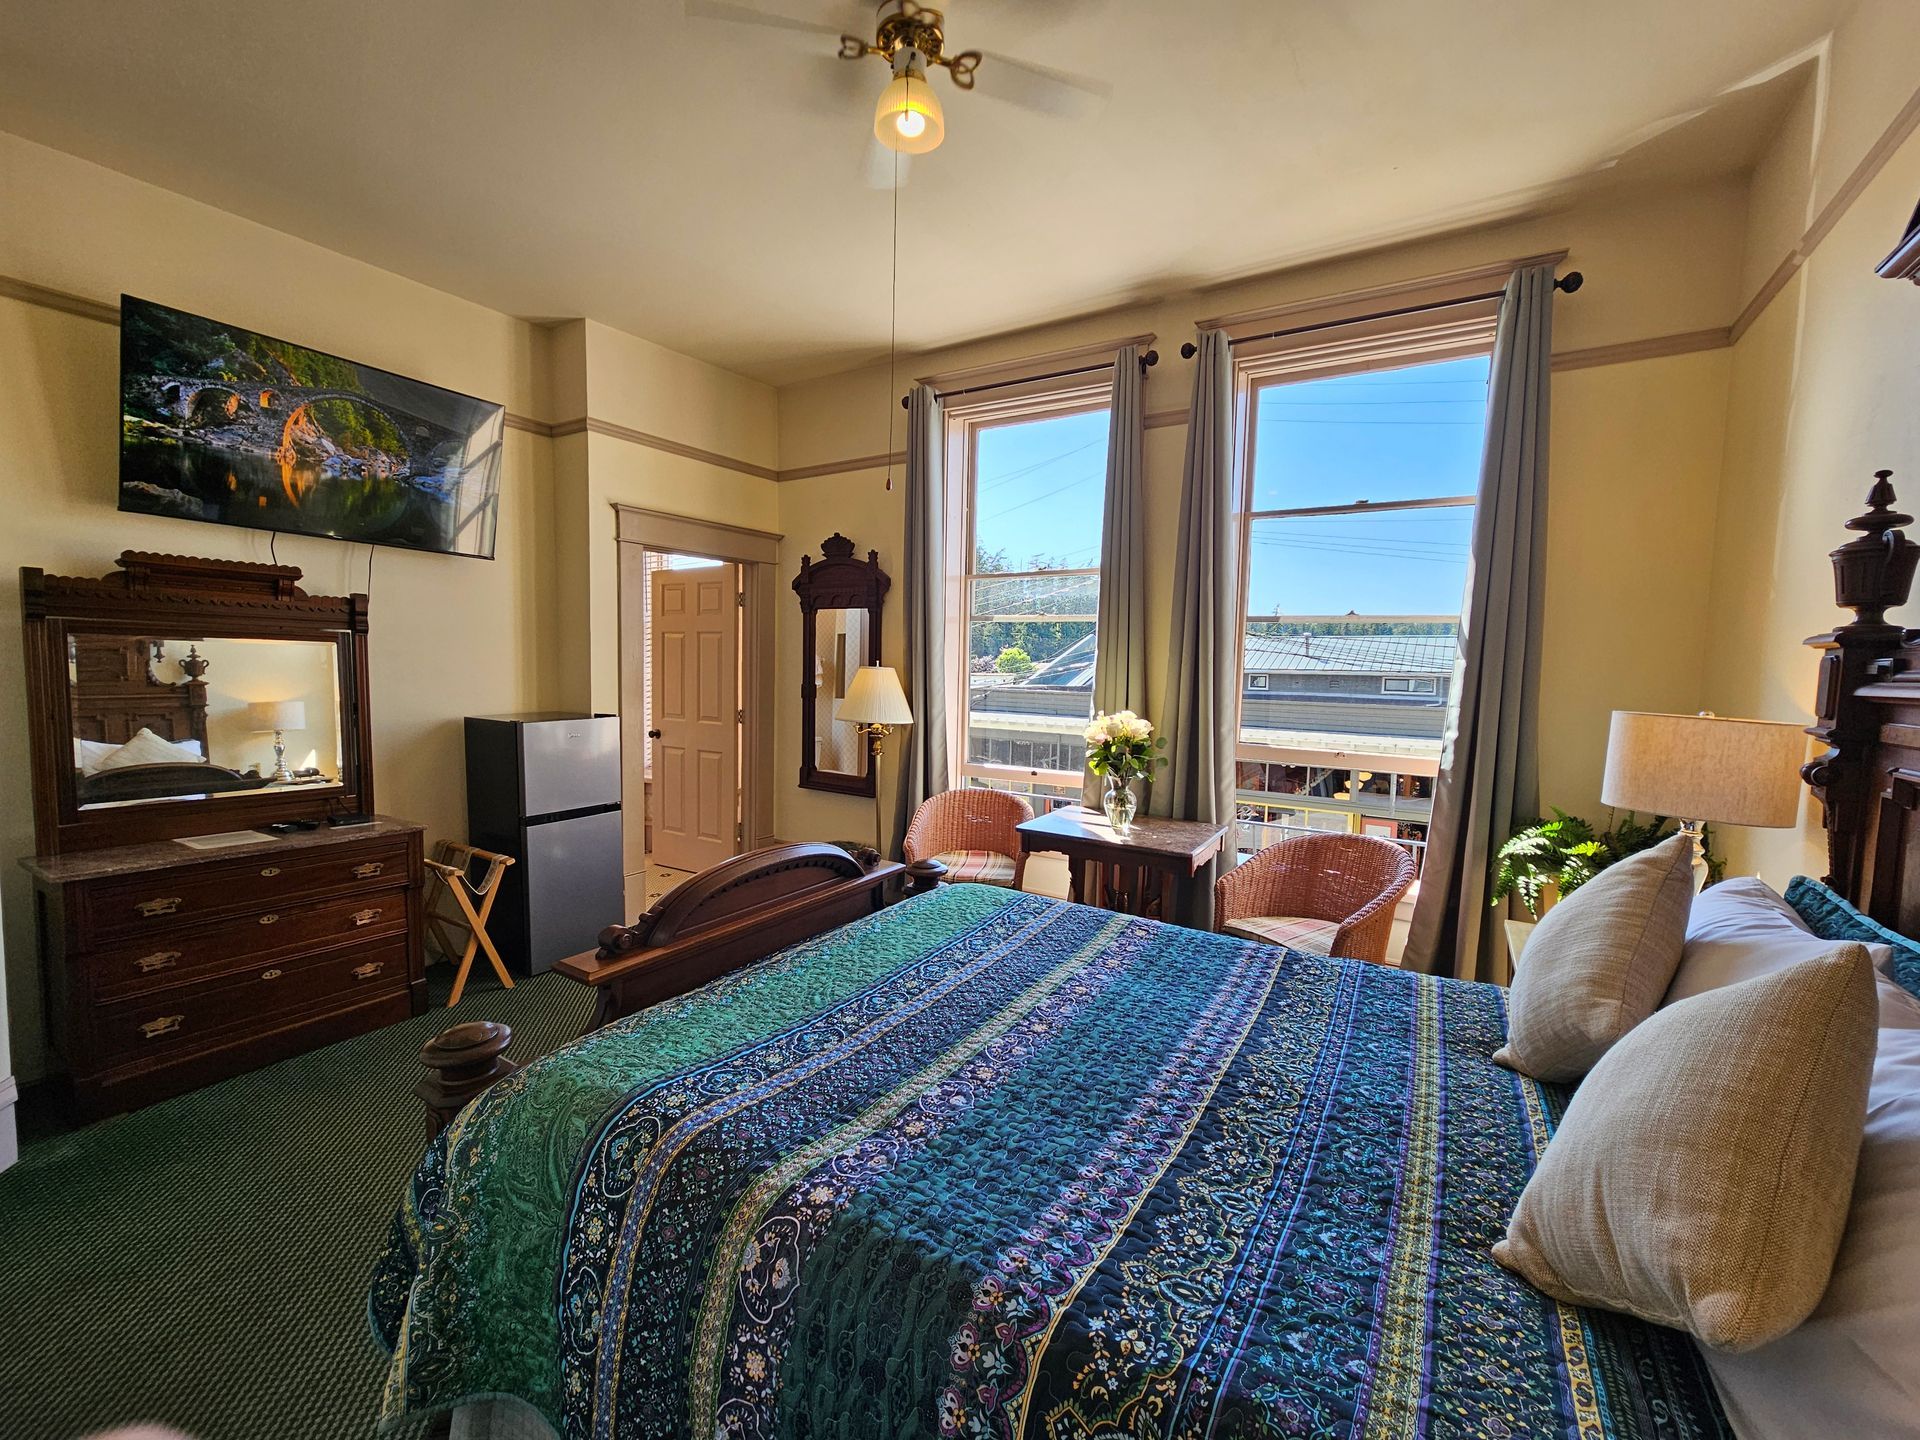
[874,60,945,154]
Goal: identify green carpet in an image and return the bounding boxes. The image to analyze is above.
[0,970,597,1440]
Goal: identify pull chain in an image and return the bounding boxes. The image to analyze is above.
[884,130,901,492]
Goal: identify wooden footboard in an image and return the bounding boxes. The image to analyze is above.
[412,843,913,1132]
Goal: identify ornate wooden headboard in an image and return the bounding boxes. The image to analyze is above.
[1802,470,1920,932]
[68,634,209,750]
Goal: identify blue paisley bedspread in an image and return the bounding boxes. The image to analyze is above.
[370,882,1728,1439]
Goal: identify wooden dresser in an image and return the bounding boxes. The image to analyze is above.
[23,818,425,1119]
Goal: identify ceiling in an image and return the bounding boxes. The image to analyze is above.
[0,1,1848,385]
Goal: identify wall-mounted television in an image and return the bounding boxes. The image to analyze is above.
[118,296,504,560]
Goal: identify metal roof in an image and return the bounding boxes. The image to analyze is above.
[1241,632,1457,675]
[999,630,1458,690]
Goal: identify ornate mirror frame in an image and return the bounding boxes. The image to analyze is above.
[21,551,376,855]
[793,534,888,798]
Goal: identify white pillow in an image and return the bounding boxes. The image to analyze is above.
[1704,975,1920,1438]
[1668,877,1890,1005]
[72,737,119,775]
[91,727,208,772]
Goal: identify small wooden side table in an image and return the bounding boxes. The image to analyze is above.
[1017,807,1229,921]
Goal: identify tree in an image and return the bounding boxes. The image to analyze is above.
[994,645,1036,676]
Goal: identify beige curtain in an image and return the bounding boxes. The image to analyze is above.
[1085,345,1150,808]
[1404,264,1555,982]
[1148,331,1239,928]
[893,384,951,855]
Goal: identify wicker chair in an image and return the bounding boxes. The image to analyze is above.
[902,788,1035,889]
[1214,833,1416,965]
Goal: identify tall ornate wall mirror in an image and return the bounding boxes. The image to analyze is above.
[22,552,376,854]
[793,534,888,797]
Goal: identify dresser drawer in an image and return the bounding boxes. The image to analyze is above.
[91,937,411,1064]
[87,886,409,1001]
[80,838,411,943]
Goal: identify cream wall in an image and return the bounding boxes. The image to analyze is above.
[1703,6,1920,884]
[0,133,774,1082]
[770,179,1751,846]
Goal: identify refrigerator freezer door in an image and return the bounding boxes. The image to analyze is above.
[523,805,626,973]
[520,715,621,819]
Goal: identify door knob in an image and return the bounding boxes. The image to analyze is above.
[647,729,662,739]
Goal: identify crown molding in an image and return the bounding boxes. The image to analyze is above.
[1731,77,1920,343]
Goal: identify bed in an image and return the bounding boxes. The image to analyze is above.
[67,633,270,804]
[371,874,1722,1438]
[372,478,1920,1440]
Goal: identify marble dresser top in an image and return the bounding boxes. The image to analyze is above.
[21,815,422,886]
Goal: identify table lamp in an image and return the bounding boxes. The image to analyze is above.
[247,699,307,784]
[837,665,913,851]
[1600,710,1805,889]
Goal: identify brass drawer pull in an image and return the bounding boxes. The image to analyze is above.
[260,967,283,981]
[135,950,181,973]
[141,1015,184,1039]
[135,897,182,918]
[259,913,280,926]
[352,862,385,878]
[260,866,282,878]
[351,908,383,928]
[352,961,384,980]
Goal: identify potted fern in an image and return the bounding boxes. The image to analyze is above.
[1492,809,1718,917]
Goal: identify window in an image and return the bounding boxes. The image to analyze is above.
[1233,324,1494,866]
[947,387,1110,800]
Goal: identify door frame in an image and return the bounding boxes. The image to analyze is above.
[614,505,781,862]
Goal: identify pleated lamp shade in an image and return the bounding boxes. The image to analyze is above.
[837,666,913,727]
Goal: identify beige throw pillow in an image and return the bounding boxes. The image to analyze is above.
[1493,943,1879,1352]
[1495,832,1694,1081]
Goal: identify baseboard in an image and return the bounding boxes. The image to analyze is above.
[0,1074,19,1174]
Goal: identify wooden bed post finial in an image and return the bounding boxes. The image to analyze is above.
[1805,470,1916,896]
[416,1020,517,1137]
[1831,470,1918,626]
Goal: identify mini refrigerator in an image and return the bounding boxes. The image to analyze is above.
[465,713,624,975]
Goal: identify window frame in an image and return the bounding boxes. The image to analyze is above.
[943,379,1114,794]
[1229,300,1498,775]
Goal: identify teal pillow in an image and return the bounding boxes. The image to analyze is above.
[1784,874,1920,998]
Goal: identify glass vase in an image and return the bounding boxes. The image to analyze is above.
[1102,774,1137,836]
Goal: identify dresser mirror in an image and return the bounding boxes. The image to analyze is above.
[23,552,375,854]
[793,534,888,797]
[68,633,346,809]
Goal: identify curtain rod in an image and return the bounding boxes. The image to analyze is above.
[900,348,1158,409]
[1177,271,1585,359]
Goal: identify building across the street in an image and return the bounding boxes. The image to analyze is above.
[964,625,1455,866]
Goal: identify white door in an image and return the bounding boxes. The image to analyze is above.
[650,566,740,873]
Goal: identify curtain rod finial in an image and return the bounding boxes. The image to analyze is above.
[1180,341,1198,360]
[1555,271,1584,294]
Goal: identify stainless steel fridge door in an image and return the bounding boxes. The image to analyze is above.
[524,805,625,973]
[520,715,621,818]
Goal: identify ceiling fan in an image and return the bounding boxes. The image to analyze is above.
[685,0,1108,185]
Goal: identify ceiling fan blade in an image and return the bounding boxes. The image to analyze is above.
[970,49,1110,118]
[682,0,847,39]
[864,137,912,190]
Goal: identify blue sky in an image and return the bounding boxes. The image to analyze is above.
[971,354,1489,618]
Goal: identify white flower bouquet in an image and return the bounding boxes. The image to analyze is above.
[1084,710,1165,835]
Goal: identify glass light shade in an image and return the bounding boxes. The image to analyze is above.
[1600,710,1804,828]
[874,68,944,155]
[837,666,914,727]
